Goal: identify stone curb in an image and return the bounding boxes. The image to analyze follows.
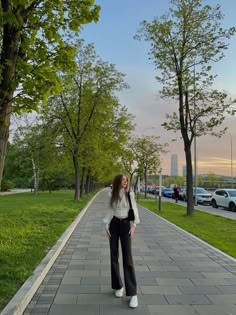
[0,190,102,315]
[139,204,236,263]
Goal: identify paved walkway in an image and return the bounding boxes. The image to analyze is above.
[0,189,31,196]
[21,189,236,315]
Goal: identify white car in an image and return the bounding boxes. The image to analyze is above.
[211,189,236,212]
[182,187,212,205]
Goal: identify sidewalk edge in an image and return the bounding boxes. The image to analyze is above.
[0,190,102,315]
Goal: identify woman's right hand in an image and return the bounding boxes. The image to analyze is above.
[106,228,111,238]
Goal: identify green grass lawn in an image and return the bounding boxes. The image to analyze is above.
[138,199,236,259]
[0,190,96,311]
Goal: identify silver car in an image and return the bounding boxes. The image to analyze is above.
[183,187,212,205]
[211,189,236,212]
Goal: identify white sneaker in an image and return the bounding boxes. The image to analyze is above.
[129,295,138,308]
[115,287,123,297]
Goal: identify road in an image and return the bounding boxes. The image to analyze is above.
[140,193,236,220]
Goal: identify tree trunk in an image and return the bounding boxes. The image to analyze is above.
[80,166,86,198]
[32,158,39,195]
[130,174,133,190]
[184,143,194,216]
[0,112,10,191]
[89,177,94,192]
[73,150,80,201]
[85,169,91,194]
[134,176,139,193]
[179,87,194,216]
[0,3,24,190]
[144,167,147,199]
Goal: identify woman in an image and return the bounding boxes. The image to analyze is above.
[104,174,140,308]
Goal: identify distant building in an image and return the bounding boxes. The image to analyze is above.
[182,165,186,177]
[171,154,178,176]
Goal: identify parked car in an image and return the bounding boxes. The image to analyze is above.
[211,189,236,211]
[162,188,173,198]
[151,188,159,195]
[147,186,155,194]
[178,188,185,200]
[182,187,212,205]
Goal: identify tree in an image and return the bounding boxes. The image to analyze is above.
[120,147,137,186]
[207,173,218,188]
[2,142,32,189]
[13,122,48,194]
[136,0,236,215]
[130,136,166,198]
[41,41,131,200]
[0,0,100,190]
[78,100,134,196]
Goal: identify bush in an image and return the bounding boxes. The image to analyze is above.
[1,179,15,191]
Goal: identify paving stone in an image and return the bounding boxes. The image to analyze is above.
[48,304,99,315]
[135,277,159,285]
[206,294,236,304]
[179,265,227,272]
[201,272,236,278]
[99,304,150,314]
[57,284,99,294]
[64,270,100,277]
[165,294,212,305]
[138,294,168,305]
[156,278,195,286]
[178,285,221,295]
[193,304,236,315]
[148,304,201,315]
[80,276,111,284]
[216,285,236,294]
[148,265,181,272]
[192,279,236,286]
[140,285,182,295]
[76,293,123,304]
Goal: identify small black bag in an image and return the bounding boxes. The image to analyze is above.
[127,192,135,221]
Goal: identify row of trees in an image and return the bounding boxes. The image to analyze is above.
[3,40,167,199]
[3,128,167,200]
[2,41,136,200]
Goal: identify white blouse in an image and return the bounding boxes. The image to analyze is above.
[104,189,140,228]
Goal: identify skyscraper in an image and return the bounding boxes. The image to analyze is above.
[171,154,178,176]
[182,165,186,177]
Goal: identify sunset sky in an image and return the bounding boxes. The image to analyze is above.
[80,0,236,177]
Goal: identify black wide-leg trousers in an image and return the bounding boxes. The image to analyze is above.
[109,216,137,296]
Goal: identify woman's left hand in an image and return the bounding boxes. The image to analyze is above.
[129,226,135,237]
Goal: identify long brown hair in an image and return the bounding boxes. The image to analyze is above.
[110,174,129,207]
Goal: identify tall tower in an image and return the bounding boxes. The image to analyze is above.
[182,165,186,177]
[171,154,178,176]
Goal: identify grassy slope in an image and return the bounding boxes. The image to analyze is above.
[0,191,95,311]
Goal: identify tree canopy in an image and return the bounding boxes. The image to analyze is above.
[0,0,100,190]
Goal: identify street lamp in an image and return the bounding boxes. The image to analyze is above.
[158,168,162,211]
[228,132,233,188]
[193,63,198,206]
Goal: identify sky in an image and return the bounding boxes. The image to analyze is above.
[79,0,236,177]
